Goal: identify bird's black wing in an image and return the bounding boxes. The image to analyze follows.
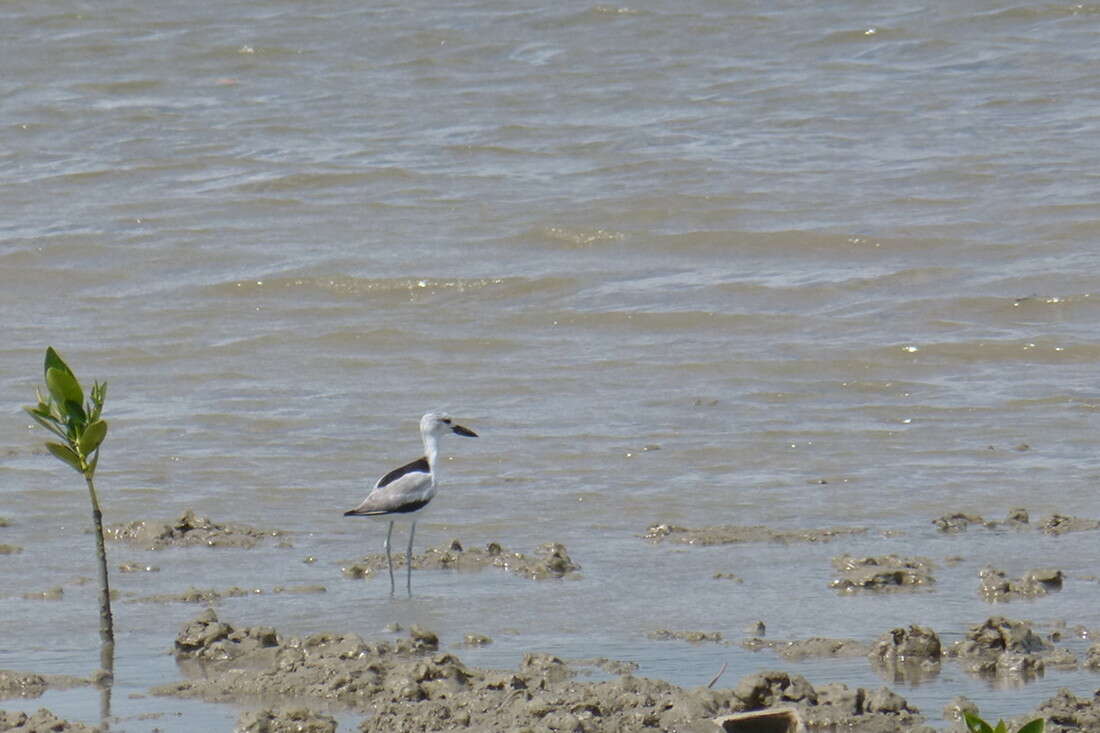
[376,456,430,489]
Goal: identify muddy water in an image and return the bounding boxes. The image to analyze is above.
[3,0,1100,729]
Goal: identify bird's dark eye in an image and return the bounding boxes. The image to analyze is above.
[441,418,451,424]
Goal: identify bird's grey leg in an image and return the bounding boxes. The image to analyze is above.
[384,520,395,596]
[406,520,416,596]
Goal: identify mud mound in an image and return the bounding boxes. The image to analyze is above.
[0,708,99,732]
[979,566,1064,601]
[932,508,1100,536]
[0,671,50,699]
[647,630,724,643]
[1040,514,1100,536]
[869,626,941,664]
[1033,688,1100,732]
[154,611,923,732]
[732,671,923,730]
[868,626,942,684]
[645,524,867,546]
[1085,644,1100,670]
[341,539,580,581]
[0,670,90,700]
[955,616,1048,656]
[106,510,285,550]
[830,555,935,593]
[933,508,1029,533]
[172,608,283,664]
[742,638,870,661]
[235,707,337,733]
[947,616,1051,680]
[132,585,326,604]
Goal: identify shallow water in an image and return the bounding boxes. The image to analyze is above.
[3,0,1100,729]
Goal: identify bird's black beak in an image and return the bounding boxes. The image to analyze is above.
[452,424,478,438]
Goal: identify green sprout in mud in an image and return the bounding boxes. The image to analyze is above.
[963,710,1044,733]
[24,346,114,649]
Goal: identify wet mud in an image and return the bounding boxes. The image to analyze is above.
[117,562,160,573]
[868,626,941,666]
[743,637,871,661]
[130,585,326,605]
[169,608,284,665]
[0,674,97,731]
[945,616,1059,681]
[341,540,580,581]
[830,555,935,593]
[979,567,1064,602]
[1039,515,1100,536]
[868,626,942,685]
[6,608,1100,731]
[0,708,99,732]
[932,508,1029,533]
[712,572,743,582]
[932,508,1100,536]
[645,524,868,546]
[236,707,337,733]
[20,586,64,601]
[457,633,492,648]
[745,614,1089,688]
[0,670,90,700]
[105,510,287,550]
[574,658,641,676]
[647,630,725,643]
[152,610,930,732]
[1033,689,1100,732]
[655,627,874,662]
[11,511,1100,731]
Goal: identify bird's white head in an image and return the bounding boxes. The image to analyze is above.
[420,411,479,439]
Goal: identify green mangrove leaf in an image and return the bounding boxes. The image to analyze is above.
[46,442,84,473]
[78,420,108,456]
[44,347,75,379]
[994,722,1007,733]
[46,367,84,414]
[26,403,54,420]
[1017,721,1044,733]
[964,712,994,733]
[87,381,107,422]
[24,407,66,438]
[62,399,87,425]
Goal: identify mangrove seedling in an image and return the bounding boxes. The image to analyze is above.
[24,346,113,648]
[963,710,1044,733]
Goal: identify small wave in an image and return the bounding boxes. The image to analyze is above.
[814,27,895,46]
[531,226,627,249]
[868,338,1100,364]
[202,275,572,302]
[623,229,923,257]
[971,4,1100,23]
[73,79,163,94]
[510,308,795,335]
[533,5,647,29]
[508,42,564,66]
[230,168,421,193]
